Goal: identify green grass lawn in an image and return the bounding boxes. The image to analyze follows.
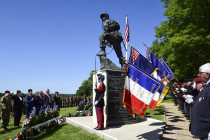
[144,105,165,121]
[34,123,103,140]
[58,107,77,117]
[0,107,103,140]
[162,92,175,103]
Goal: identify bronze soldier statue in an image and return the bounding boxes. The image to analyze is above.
[97,13,124,68]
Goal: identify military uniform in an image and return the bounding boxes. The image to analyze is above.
[95,75,105,130]
[1,95,12,129]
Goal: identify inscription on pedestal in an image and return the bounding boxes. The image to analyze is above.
[107,70,136,126]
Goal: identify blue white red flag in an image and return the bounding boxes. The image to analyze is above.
[149,84,169,109]
[149,51,172,80]
[123,62,163,117]
[159,57,175,78]
[129,46,156,75]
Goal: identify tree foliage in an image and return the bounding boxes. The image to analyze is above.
[151,0,210,81]
[76,71,95,96]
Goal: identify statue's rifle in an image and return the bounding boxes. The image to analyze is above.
[122,41,127,51]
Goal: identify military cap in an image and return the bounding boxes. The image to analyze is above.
[194,77,202,84]
[98,75,105,80]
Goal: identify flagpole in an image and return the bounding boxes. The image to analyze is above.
[125,15,128,60]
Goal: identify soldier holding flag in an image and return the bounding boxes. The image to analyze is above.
[94,74,105,130]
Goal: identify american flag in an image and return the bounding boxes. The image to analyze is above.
[130,47,140,64]
[125,16,129,42]
[146,49,150,60]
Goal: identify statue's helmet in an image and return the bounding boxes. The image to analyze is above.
[100,13,109,19]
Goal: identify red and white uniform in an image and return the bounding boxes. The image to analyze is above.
[95,82,105,129]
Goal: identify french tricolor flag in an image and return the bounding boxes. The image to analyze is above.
[123,63,163,117]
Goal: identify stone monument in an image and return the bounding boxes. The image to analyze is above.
[93,13,136,127]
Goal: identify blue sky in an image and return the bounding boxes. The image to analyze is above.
[0,0,166,94]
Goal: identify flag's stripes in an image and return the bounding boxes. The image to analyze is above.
[123,88,149,117]
[129,47,156,75]
[127,63,162,92]
[130,47,140,64]
[146,49,149,60]
[149,90,160,110]
[150,51,171,80]
[160,57,175,78]
[125,75,156,105]
[149,68,165,110]
[123,63,162,117]
[125,17,129,42]
[156,86,169,106]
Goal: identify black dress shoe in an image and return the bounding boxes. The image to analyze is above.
[94,127,104,130]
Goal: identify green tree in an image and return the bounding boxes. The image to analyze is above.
[151,0,210,81]
[76,71,95,96]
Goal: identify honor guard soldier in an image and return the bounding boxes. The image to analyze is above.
[1,90,12,131]
[94,74,105,130]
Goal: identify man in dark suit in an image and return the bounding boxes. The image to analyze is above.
[34,90,45,114]
[25,89,34,118]
[191,63,210,140]
[44,89,52,108]
[11,90,23,127]
[53,91,60,110]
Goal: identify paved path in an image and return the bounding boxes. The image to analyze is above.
[67,116,165,140]
[161,102,198,140]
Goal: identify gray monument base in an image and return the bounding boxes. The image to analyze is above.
[99,56,121,70]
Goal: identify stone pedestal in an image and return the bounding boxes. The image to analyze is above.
[93,69,137,127]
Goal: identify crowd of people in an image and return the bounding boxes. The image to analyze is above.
[0,88,92,131]
[170,63,210,140]
[0,89,61,131]
[0,89,63,131]
[171,77,204,120]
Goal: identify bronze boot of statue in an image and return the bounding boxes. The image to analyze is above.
[97,47,106,57]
